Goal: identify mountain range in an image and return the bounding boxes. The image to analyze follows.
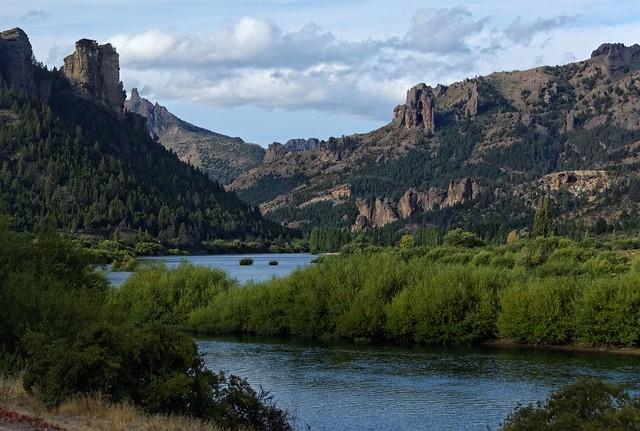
[221,42,640,236]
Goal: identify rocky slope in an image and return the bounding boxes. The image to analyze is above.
[124,89,264,184]
[0,28,285,245]
[229,43,640,234]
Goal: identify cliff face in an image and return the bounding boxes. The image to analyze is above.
[124,88,264,184]
[230,42,640,232]
[0,28,36,95]
[62,39,124,115]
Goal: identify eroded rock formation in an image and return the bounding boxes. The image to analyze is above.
[263,142,288,163]
[0,28,36,95]
[591,43,640,75]
[354,178,480,229]
[393,83,435,131]
[63,39,124,114]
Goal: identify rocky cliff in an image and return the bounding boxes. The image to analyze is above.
[124,89,264,184]
[62,39,125,115]
[230,42,640,233]
[0,28,37,96]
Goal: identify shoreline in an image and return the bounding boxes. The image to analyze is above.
[480,339,640,357]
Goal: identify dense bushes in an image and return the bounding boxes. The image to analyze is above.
[501,379,640,430]
[0,219,293,429]
[108,263,234,327]
[23,324,292,430]
[109,236,640,348]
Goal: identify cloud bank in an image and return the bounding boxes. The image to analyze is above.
[107,7,578,121]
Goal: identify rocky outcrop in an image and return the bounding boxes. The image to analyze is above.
[63,39,124,114]
[393,83,435,132]
[284,138,321,152]
[354,178,480,229]
[444,178,480,207]
[0,28,36,95]
[464,80,479,118]
[263,142,288,163]
[591,43,640,75]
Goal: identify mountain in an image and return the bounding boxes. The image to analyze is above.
[124,89,264,184]
[0,28,284,247]
[228,43,640,236]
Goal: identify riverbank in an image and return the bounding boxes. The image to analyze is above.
[480,339,640,357]
[0,377,229,431]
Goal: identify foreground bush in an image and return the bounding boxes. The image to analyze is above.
[23,324,292,430]
[109,263,235,326]
[501,379,640,430]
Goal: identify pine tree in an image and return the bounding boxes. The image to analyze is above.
[532,196,552,238]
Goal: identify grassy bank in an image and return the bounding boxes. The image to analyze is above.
[0,376,234,431]
[109,235,640,349]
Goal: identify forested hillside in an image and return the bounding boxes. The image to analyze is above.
[0,29,285,247]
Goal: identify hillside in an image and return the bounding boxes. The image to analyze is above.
[124,89,264,184]
[229,43,640,237]
[0,28,284,247]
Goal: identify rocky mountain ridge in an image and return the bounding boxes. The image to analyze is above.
[124,89,264,184]
[229,42,640,234]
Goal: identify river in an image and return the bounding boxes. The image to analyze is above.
[198,336,640,431]
[106,253,315,286]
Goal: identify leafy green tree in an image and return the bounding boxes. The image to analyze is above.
[532,197,553,238]
[398,234,415,249]
[501,379,640,431]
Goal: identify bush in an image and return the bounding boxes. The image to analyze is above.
[573,273,640,346]
[501,378,640,431]
[443,229,485,248]
[386,266,504,345]
[497,278,577,344]
[108,263,235,326]
[239,258,254,266]
[23,324,292,429]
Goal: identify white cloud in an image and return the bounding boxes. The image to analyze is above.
[405,7,486,53]
[504,16,575,45]
[106,8,611,122]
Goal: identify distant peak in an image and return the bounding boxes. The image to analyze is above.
[590,42,640,75]
[130,87,140,100]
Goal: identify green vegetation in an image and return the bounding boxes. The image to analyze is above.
[109,233,640,348]
[0,217,293,429]
[0,72,287,249]
[239,258,254,266]
[501,379,640,431]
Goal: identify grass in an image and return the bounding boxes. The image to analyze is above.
[0,376,238,431]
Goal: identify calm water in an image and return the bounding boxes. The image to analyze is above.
[105,253,315,286]
[198,337,640,431]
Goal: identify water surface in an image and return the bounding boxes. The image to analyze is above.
[105,253,314,286]
[199,336,640,431]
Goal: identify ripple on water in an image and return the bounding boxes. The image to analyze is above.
[198,338,640,431]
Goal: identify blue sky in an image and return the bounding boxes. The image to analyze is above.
[2,0,640,146]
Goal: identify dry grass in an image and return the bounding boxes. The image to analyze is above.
[0,375,235,431]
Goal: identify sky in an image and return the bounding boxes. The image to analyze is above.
[2,0,640,146]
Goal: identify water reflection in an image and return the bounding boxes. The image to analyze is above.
[199,336,640,431]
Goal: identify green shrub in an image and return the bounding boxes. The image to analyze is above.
[23,324,292,429]
[501,379,640,431]
[443,228,485,248]
[386,266,504,345]
[239,258,254,266]
[497,278,577,344]
[573,273,640,346]
[109,263,235,326]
